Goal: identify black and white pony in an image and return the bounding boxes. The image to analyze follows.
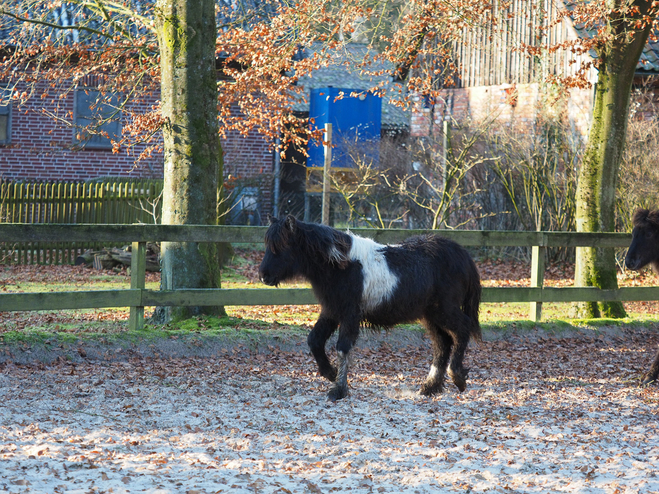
[625,208,659,385]
[259,215,482,401]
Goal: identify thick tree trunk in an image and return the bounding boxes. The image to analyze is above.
[573,2,652,318]
[152,0,224,323]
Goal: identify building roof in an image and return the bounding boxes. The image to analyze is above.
[570,26,659,74]
[636,42,659,74]
[567,2,659,75]
[292,44,410,130]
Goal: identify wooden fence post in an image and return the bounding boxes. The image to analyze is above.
[322,123,332,226]
[129,241,147,331]
[529,243,546,322]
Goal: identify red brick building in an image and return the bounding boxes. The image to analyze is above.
[0,81,162,181]
[410,1,659,138]
[0,81,275,221]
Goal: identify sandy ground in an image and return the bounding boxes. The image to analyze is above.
[2,327,659,493]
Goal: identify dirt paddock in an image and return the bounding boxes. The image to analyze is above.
[2,326,659,493]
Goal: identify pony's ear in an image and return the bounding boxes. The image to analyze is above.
[267,214,276,225]
[285,215,297,233]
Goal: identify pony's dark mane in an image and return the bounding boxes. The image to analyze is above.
[264,219,294,255]
[265,218,351,267]
[633,208,659,230]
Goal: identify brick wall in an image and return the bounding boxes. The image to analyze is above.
[0,82,275,216]
[0,81,164,180]
[411,83,594,138]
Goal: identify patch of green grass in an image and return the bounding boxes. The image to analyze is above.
[2,311,658,355]
[568,316,659,329]
[0,328,80,345]
[481,301,659,324]
[111,317,309,350]
[0,314,309,350]
[174,315,268,331]
[480,315,659,339]
[220,248,262,284]
[220,267,250,284]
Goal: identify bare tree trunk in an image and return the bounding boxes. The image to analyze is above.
[152,0,224,323]
[574,1,653,318]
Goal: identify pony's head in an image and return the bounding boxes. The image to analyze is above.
[625,208,659,272]
[259,215,351,286]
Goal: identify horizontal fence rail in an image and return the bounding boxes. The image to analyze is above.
[0,223,633,246]
[0,224,646,330]
[5,286,659,311]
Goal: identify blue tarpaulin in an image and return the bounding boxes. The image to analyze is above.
[307,87,382,169]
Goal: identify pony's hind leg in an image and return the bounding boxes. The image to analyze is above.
[445,310,476,392]
[447,332,471,392]
[307,315,339,382]
[420,326,452,396]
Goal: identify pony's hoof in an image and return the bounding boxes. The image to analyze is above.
[320,366,337,382]
[419,381,443,396]
[327,385,348,401]
[641,374,657,387]
[448,369,467,392]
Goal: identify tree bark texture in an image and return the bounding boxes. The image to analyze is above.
[152,0,224,322]
[574,1,653,318]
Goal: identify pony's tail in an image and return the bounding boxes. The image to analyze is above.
[463,261,482,342]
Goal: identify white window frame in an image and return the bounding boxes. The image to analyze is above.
[0,86,12,146]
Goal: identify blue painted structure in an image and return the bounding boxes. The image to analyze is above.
[307,87,382,169]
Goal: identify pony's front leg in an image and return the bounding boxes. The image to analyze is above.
[327,350,351,401]
[420,329,452,396]
[327,318,360,401]
[307,315,339,382]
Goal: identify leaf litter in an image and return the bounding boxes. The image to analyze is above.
[2,329,659,492]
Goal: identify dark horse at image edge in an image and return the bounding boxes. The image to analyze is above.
[625,208,659,385]
[259,215,482,401]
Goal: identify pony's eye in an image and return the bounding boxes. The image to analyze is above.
[646,231,654,239]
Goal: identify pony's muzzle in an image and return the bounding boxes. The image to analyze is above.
[625,255,643,271]
[259,271,279,287]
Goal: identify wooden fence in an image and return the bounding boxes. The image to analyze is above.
[0,179,163,264]
[0,223,656,328]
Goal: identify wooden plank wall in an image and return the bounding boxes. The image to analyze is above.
[452,0,595,88]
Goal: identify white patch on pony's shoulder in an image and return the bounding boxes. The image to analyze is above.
[348,233,399,312]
